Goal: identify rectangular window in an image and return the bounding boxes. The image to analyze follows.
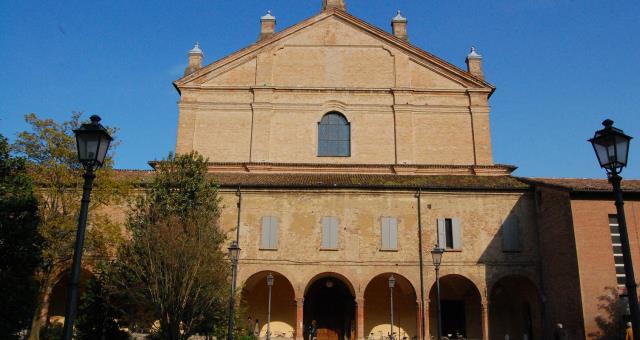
[502,215,522,252]
[321,216,339,250]
[381,217,398,250]
[260,216,278,250]
[610,215,627,286]
[437,218,462,250]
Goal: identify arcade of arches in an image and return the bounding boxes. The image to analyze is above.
[240,272,541,340]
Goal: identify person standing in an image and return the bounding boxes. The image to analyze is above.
[308,320,318,340]
[626,322,634,340]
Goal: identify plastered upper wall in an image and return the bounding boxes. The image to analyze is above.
[176,14,494,166]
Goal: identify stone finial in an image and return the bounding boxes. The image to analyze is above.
[322,0,346,11]
[465,46,484,79]
[184,42,203,76]
[391,10,408,41]
[259,10,276,41]
[392,10,407,22]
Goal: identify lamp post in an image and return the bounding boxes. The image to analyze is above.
[227,241,241,340]
[388,275,396,340]
[62,115,112,340]
[267,273,274,340]
[589,119,638,337]
[431,247,444,340]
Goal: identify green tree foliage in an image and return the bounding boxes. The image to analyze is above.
[110,152,229,340]
[13,113,129,339]
[0,134,43,338]
[75,269,129,340]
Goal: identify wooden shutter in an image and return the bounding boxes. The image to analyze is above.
[322,217,331,249]
[503,216,521,252]
[261,217,271,249]
[388,217,398,250]
[330,217,339,249]
[437,218,446,249]
[452,218,462,250]
[381,217,389,249]
[269,216,278,249]
[381,217,397,250]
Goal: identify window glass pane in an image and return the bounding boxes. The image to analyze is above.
[318,112,350,157]
[613,245,622,254]
[611,235,621,244]
[610,225,620,234]
[616,266,626,274]
[609,215,619,225]
[617,276,627,285]
[615,256,625,264]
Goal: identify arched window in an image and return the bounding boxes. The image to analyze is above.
[318,112,350,157]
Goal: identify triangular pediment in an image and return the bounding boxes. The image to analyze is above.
[175,9,493,92]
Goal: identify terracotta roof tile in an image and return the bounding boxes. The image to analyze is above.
[522,177,640,193]
[114,170,529,191]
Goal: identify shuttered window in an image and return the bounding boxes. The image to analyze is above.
[318,112,350,157]
[437,218,462,250]
[321,216,339,249]
[260,216,278,250]
[381,217,398,250]
[502,215,521,252]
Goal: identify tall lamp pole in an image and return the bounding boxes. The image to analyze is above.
[62,115,112,340]
[388,275,396,340]
[431,247,444,340]
[589,119,638,337]
[267,273,274,340]
[227,241,241,340]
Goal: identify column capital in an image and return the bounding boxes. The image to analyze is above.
[296,297,304,305]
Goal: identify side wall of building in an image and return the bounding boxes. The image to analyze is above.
[570,197,640,339]
[536,187,585,339]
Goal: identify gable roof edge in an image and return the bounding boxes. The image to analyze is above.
[174,8,495,92]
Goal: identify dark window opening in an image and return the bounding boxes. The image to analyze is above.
[445,218,454,249]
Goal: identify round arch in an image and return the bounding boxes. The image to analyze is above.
[428,274,482,339]
[240,271,296,339]
[363,273,418,340]
[47,268,95,325]
[304,272,357,340]
[303,272,356,297]
[489,275,542,340]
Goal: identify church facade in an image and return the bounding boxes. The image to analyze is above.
[39,1,640,340]
[173,1,541,340]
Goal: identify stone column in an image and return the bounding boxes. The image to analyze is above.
[424,299,430,340]
[296,298,304,340]
[357,298,365,340]
[481,301,490,340]
[415,301,422,340]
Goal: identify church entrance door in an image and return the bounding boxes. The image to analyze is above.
[304,276,355,340]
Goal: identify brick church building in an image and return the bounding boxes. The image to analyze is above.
[41,1,640,339]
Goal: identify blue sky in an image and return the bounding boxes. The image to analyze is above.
[1,0,639,178]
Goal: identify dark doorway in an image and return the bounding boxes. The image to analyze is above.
[304,277,355,340]
[441,300,466,337]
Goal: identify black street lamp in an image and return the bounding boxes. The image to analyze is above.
[227,240,241,340]
[388,275,396,340]
[589,119,637,337]
[431,247,444,340]
[62,115,112,340]
[266,273,274,340]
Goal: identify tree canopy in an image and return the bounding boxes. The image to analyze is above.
[110,152,229,340]
[12,112,128,339]
[0,134,43,338]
